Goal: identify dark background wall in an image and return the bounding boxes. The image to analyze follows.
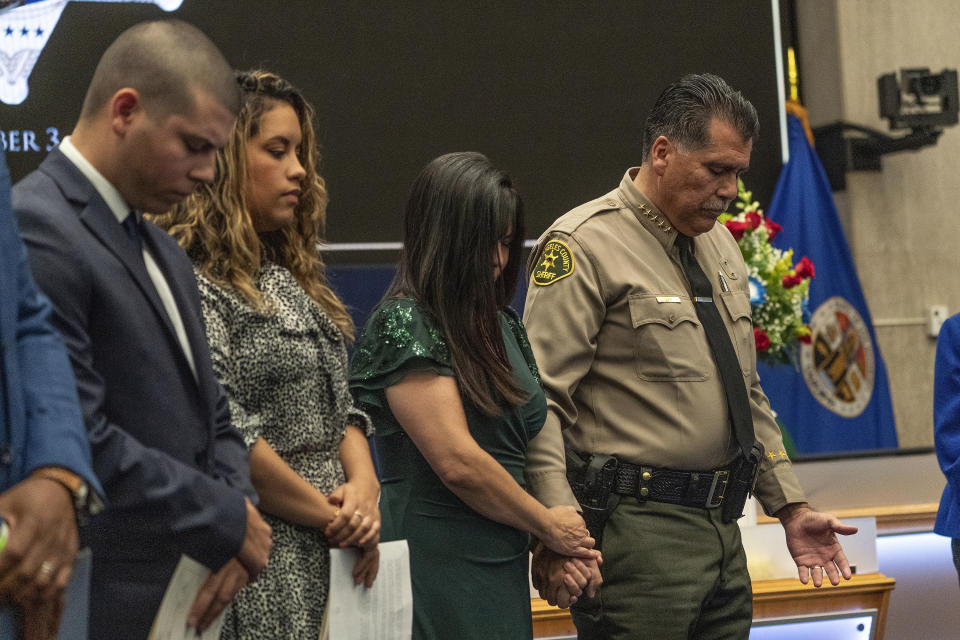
[2,0,784,251]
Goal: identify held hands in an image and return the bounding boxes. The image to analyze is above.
[539,506,598,559]
[324,480,381,549]
[530,542,603,609]
[777,502,859,587]
[531,506,604,608]
[236,498,272,579]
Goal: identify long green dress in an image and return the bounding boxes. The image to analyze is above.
[349,297,546,640]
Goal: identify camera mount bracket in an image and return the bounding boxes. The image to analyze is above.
[812,121,943,191]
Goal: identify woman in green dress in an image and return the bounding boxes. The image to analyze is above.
[349,152,599,639]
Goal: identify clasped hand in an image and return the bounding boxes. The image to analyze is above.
[531,542,603,609]
[324,480,381,550]
[532,507,603,608]
[325,480,381,588]
[540,506,597,558]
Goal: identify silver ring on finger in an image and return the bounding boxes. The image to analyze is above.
[39,561,55,578]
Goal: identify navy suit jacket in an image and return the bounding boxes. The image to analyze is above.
[0,149,100,493]
[13,148,255,636]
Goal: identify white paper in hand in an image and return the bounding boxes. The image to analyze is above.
[147,555,227,640]
[327,540,412,640]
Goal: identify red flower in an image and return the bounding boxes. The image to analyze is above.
[725,220,749,241]
[795,256,815,279]
[798,331,812,344]
[754,327,770,351]
[763,217,782,241]
[745,210,762,229]
[782,273,803,289]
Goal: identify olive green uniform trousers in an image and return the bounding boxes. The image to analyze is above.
[571,497,753,640]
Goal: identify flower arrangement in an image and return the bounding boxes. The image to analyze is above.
[718,180,814,366]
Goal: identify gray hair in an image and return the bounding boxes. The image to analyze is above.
[79,19,239,121]
[641,73,759,162]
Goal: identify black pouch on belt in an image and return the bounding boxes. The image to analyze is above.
[566,450,618,547]
[721,441,764,523]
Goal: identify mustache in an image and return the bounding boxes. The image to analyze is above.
[705,200,731,211]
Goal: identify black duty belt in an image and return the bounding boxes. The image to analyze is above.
[612,460,732,509]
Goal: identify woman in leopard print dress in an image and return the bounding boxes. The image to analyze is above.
[155,70,380,639]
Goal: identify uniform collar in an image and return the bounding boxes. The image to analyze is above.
[617,167,679,254]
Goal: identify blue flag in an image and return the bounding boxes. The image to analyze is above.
[758,112,898,454]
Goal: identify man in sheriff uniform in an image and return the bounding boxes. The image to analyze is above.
[523,73,858,639]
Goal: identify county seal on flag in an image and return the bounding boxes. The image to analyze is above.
[801,296,875,418]
[533,239,574,286]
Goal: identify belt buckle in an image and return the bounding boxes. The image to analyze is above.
[705,470,729,508]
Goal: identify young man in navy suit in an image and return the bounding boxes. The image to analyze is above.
[13,20,272,638]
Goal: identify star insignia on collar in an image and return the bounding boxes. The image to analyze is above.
[638,203,673,233]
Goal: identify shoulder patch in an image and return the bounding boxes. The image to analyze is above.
[533,239,575,286]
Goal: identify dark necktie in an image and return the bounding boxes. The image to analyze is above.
[122,212,143,255]
[675,233,755,458]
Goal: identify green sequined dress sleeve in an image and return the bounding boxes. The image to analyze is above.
[349,298,452,428]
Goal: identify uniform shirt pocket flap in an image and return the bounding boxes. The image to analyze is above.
[719,290,751,321]
[628,294,700,330]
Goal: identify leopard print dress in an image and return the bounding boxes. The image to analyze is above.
[193,259,372,640]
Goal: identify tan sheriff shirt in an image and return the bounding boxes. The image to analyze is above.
[523,168,805,515]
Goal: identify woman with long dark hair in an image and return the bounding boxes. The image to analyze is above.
[349,152,597,639]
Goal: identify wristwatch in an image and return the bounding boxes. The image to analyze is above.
[31,467,102,526]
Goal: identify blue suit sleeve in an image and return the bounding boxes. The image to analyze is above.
[934,314,960,499]
[0,152,101,496]
[15,239,103,495]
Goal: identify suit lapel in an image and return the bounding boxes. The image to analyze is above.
[40,150,192,381]
[80,205,191,358]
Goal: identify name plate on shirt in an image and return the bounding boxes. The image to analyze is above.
[655,296,682,303]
